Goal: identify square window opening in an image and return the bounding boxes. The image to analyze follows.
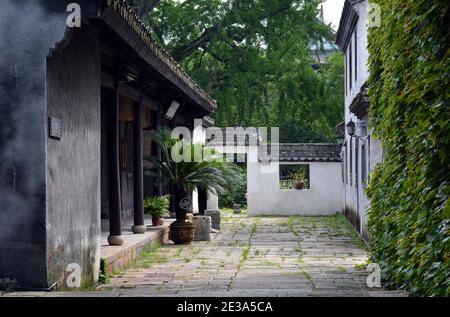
[279,164,310,190]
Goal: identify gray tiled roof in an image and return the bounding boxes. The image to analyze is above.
[105,0,216,111]
[259,144,342,162]
[206,128,261,146]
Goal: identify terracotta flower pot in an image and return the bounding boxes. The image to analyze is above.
[294,180,305,190]
[169,221,196,244]
[152,216,163,226]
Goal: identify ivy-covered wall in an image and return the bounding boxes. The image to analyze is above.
[366,0,450,296]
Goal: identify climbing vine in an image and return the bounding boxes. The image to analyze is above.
[366,0,450,296]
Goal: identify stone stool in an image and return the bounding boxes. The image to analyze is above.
[193,216,211,241]
[205,209,221,231]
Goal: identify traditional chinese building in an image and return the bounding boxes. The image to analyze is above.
[0,0,215,290]
[336,0,383,240]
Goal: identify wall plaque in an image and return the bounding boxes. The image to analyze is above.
[49,116,63,140]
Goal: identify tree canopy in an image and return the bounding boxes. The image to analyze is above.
[129,0,344,142]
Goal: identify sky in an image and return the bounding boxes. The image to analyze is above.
[322,0,345,30]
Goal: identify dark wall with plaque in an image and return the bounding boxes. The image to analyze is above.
[46,26,102,289]
[0,0,70,290]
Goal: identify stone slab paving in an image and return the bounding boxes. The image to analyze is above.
[3,213,408,297]
[96,213,407,297]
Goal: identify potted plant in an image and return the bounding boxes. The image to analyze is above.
[144,195,170,226]
[145,128,244,244]
[291,170,306,190]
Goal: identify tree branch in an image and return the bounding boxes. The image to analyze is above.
[136,0,161,20]
[171,25,220,62]
[170,2,292,62]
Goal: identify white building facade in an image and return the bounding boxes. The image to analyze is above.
[248,145,342,216]
[336,0,383,240]
[210,141,343,217]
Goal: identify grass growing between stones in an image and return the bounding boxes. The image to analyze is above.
[228,221,258,290]
[336,266,347,273]
[240,222,258,264]
[289,214,367,250]
[221,208,248,219]
[355,262,368,270]
[288,216,305,261]
[132,244,168,269]
[301,270,315,287]
[286,214,369,285]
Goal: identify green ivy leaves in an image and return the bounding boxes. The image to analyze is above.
[366,0,450,296]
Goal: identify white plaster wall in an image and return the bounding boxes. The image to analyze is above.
[345,0,369,108]
[206,190,219,210]
[192,122,206,213]
[359,135,383,229]
[247,161,342,216]
[341,0,386,237]
[211,145,342,216]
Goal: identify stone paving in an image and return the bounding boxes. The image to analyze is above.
[2,212,408,297]
[93,212,407,297]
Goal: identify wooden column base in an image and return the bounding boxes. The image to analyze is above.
[131,225,146,234]
[107,235,124,246]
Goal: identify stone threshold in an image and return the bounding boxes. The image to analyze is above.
[101,219,174,275]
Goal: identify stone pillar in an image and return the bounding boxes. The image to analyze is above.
[132,101,146,234]
[193,216,211,241]
[108,82,123,246]
[205,210,221,231]
[207,190,219,211]
[205,190,220,230]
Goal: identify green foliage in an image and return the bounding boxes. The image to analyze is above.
[98,259,110,284]
[144,194,170,217]
[280,164,310,189]
[290,168,307,181]
[132,244,168,268]
[219,165,247,208]
[145,128,245,195]
[366,0,450,296]
[130,0,344,143]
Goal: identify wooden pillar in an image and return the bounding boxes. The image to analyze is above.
[132,100,146,234]
[107,82,124,246]
[198,188,207,215]
[155,102,163,196]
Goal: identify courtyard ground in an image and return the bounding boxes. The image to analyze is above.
[2,211,408,297]
[95,211,407,297]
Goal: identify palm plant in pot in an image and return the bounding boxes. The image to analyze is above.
[145,128,243,244]
[144,195,170,226]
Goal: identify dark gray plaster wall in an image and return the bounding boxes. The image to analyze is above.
[46,25,101,289]
[0,0,68,289]
[0,0,101,290]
